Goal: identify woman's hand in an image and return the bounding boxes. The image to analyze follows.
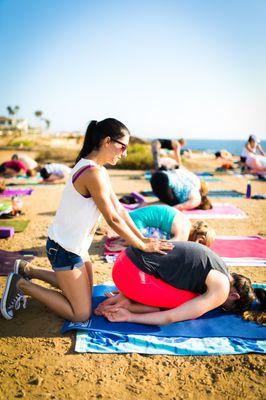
[142,238,173,254]
[102,308,131,322]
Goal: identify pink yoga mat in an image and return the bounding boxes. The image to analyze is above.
[183,203,247,219]
[211,236,266,258]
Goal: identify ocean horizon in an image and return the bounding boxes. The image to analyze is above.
[144,139,266,156]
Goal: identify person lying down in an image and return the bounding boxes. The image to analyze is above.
[95,241,265,326]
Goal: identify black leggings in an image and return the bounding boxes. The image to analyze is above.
[150,172,178,206]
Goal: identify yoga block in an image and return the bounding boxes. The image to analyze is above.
[0,226,15,238]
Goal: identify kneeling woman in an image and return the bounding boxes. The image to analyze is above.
[95,242,263,325]
[150,166,212,211]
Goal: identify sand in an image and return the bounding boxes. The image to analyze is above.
[0,158,266,400]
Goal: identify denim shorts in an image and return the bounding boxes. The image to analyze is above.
[46,237,84,271]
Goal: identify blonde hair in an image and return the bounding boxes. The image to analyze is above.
[196,180,213,210]
[189,220,216,247]
[178,138,185,146]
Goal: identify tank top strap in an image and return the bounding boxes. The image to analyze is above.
[72,164,96,184]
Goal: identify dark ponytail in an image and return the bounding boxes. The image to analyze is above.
[242,288,266,325]
[75,118,130,164]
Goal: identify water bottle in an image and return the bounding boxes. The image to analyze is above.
[12,196,23,216]
[246,182,251,199]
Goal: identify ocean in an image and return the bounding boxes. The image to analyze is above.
[179,139,266,156]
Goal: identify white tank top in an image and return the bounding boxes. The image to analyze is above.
[48,159,102,258]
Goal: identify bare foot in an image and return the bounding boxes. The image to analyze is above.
[94,293,132,315]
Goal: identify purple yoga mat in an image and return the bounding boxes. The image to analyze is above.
[0,250,35,276]
[0,188,33,197]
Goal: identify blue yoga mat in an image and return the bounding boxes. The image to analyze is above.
[62,284,266,340]
[140,189,244,198]
[208,190,244,198]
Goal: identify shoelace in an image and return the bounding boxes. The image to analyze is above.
[9,293,27,311]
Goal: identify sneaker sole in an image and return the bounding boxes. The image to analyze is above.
[0,273,15,320]
[14,260,21,275]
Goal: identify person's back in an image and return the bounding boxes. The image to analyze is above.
[167,168,200,203]
[129,205,177,234]
[12,154,38,170]
[43,163,71,178]
[126,241,229,294]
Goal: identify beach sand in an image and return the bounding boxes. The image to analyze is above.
[0,159,266,399]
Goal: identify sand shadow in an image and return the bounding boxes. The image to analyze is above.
[38,211,56,217]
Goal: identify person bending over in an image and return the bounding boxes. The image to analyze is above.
[151,138,186,170]
[0,160,28,177]
[129,205,215,245]
[150,166,212,211]
[95,242,265,325]
[40,163,71,183]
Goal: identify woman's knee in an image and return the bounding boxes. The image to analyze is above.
[72,307,92,323]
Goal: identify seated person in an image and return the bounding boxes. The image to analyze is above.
[129,205,215,245]
[241,135,265,164]
[11,154,39,176]
[40,163,71,183]
[95,241,264,325]
[0,160,28,177]
[151,138,186,170]
[150,166,212,211]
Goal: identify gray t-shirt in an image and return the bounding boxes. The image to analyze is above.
[126,241,229,294]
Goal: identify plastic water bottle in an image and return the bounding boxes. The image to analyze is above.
[12,196,23,216]
[246,182,251,199]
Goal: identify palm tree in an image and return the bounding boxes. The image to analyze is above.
[34,110,43,119]
[7,105,20,116]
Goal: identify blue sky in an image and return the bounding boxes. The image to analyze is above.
[0,0,265,139]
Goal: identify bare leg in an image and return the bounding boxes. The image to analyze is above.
[18,264,92,322]
[84,261,93,287]
[26,262,58,288]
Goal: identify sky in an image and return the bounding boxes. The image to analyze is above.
[0,0,265,140]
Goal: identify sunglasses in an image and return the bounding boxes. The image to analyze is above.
[111,138,128,152]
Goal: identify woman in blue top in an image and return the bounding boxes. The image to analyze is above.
[150,167,212,211]
[129,205,215,246]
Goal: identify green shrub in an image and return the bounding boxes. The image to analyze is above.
[116,143,153,169]
[8,138,34,148]
[36,147,77,165]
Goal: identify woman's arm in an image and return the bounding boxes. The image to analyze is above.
[171,212,191,241]
[257,144,265,156]
[172,141,182,166]
[85,168,172,253]
[109,184,145,240]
